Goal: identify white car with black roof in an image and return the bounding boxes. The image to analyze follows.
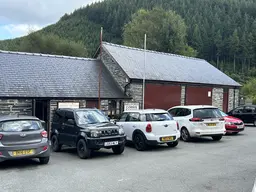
[167,105,226,142]
[115,109,180,151]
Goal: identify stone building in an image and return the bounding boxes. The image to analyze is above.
[0,50,129,130]
[0,42,241,131]
[95,42,241,112]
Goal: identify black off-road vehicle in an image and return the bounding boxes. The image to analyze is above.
[51,108,126,159]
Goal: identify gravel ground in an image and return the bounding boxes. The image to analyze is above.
[0,126,255,192]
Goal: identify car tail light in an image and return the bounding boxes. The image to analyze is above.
[0,134,3,140]
[176,122,179,130]
[43,146,48,151]
[146,123,152,133]
[189,118,203,122]
[41,131,48,138]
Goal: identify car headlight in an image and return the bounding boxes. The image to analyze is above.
[118,127,125,135]
[90,130,100,138]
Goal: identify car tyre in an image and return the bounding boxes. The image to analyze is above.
[181,128,191,142]
[39,157,50,165]
[51,135,62,152]
[167,140,179,147]
[112,144,125,154]
[212,135,222,141]
[133,133,147,151]
[77,139,91,159]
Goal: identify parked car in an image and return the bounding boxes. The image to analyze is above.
[219,110,244,134]
[51,108,126,159]
[167,105,226,142]
[227,105,256,126]
[0,115,51,164]
[115,109,180,151]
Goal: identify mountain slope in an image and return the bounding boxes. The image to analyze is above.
[0,0,255,76]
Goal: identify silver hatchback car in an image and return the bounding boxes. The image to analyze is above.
[0,115,51,164]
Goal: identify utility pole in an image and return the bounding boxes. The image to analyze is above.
[98,27,103,110]
[142,34,147,110]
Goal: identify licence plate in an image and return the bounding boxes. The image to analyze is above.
[237,125,244,129]
[160,136,174,142]
[12,149,35,157]
[206,123,216,126]
[104,141,118,146]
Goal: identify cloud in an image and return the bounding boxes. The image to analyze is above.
[0,0,99,25]
[0,24,43,39]
[0,0,100,39]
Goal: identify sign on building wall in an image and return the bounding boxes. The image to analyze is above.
[58,102,79,109]
[124,103,140,111]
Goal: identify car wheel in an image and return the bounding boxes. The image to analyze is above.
[51,135,62,152]
[181,128,190,142]
[133,133,147,151]
[112,144,125,154]
[39,157,50,165]
[77,139,91,159]
[167,140,179,147]
[212,135,222,141]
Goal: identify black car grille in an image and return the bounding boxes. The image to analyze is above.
[101,129,119,137]
[234,122,243,125]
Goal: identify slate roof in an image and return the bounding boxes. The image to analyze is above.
[102,42,241,87]
[0,50,126,98]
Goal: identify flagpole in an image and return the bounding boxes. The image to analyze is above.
[98,27,103,110]
[142,34,146,110]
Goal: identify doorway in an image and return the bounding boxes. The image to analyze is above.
[33,99,50,132]
[35,100,48,122]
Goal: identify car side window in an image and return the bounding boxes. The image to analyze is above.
[168,109,177,117]
[175,108,185,116]
[118,113,128,122]
[126,113,140,122]
[244,106,255,113]
[233,107,244,114]
[64,111,75,125]
[184,109,191,116]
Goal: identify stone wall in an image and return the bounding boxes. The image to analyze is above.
[228,89,235,111]
[212,88,223,109]
[234,89,240,108]
[126,83,143,108]
[0,99,32,116]
[100,49,129,91]
[181,86,186,105]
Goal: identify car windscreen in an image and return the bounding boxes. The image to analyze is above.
[143,113,174,121]
[75,110,109,125]
[193,108,222,119]
[0,120,42,132]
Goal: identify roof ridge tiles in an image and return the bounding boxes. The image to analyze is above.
[0,50,96,61]
[102,41,204,61]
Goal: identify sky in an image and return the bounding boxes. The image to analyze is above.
[0,0,99,40]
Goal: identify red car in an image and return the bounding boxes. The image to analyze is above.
[219,110,245,134]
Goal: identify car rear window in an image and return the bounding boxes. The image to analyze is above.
[0,120,42,132]
[142,113,174,121]
[193,108,222,119]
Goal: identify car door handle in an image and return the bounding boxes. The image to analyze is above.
[132,125,136,128]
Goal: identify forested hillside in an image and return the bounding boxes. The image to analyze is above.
[0,0,256,83]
